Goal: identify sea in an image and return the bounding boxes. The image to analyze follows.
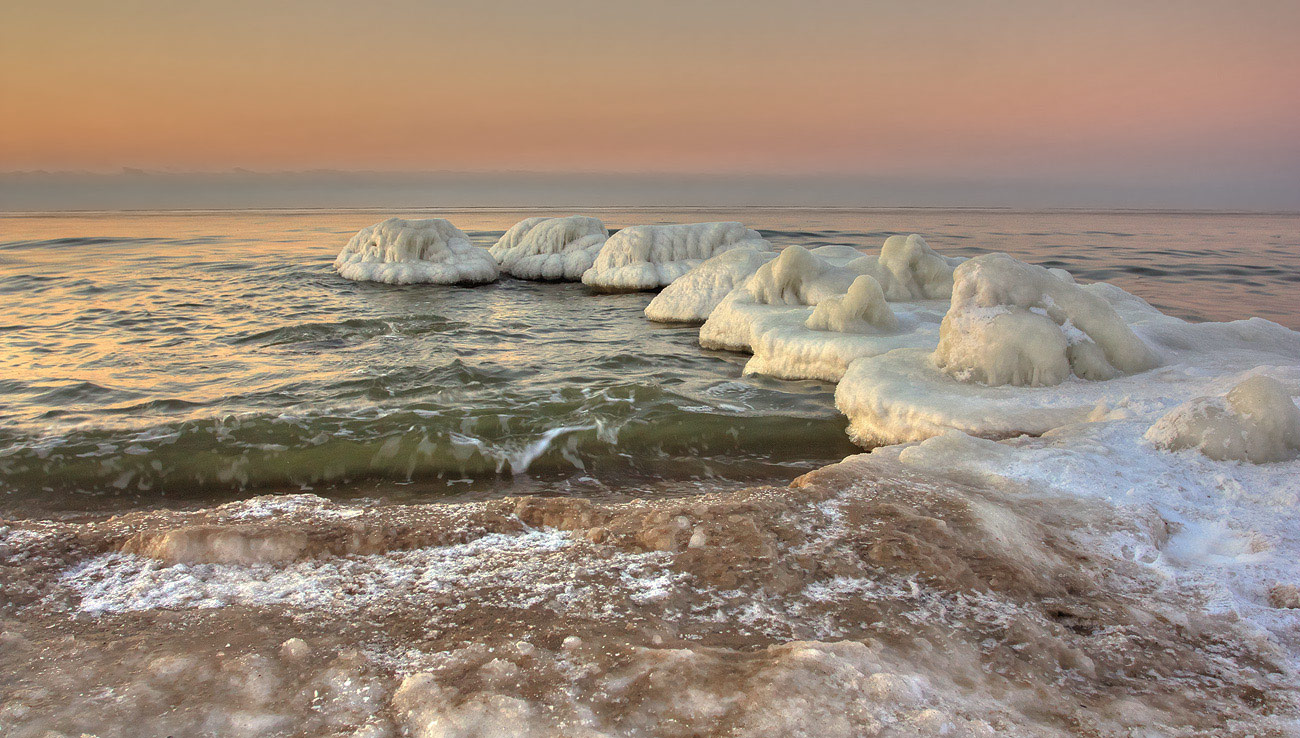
[3,207,1298,516]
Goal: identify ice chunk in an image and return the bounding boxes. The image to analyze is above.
[749,245,859,306]
[845,234,962,301]
[934,253,1159,386]
[644,247,776,323]
[1146,375,1300,463]
[335,218,499,285]
[699,246,943,382]
[581,222,771,292]
[805,275,899,334]
[836,308,1300,446]
[488,216,608,281]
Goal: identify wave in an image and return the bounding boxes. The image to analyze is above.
[0,387,859,498]
[231,315,463,347]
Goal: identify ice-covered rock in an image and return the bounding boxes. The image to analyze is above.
[581,222,771,292]
[1146,375,1300,463]
[847,234,962,301]
[645,247,776,323]
[805,275,898,334]
[698,245,941,382]
[489,216,608,281]
[836,300,1300,446]
[934,253,1160,387]
[749,245,860,307]
[334,218,499,285]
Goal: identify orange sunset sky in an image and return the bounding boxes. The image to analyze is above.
[2,0,1298,203]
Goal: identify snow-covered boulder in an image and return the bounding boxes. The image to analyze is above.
[1146,375,1300,463]
[581,222,771,292]
[644,247,776,324]
[934,253,1160,387]
[805,275,899,334]
[847,234,962,301]
[489,216,608,281]
[335,218,499,285]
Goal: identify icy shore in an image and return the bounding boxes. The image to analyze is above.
[5,221,1300,736]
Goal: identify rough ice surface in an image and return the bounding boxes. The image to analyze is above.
[748,245,862,307]
[934,253,1160,387]
[488,216,608,281]
[1146,375,1300,463]
[804,275,898,334]
[844,234,963,301]
[644,247,776,323]
[885,367,1300,681]
[581,222,771,292]
[334,218,499,285]
[835,274,1300,444]
[698,243,948,382]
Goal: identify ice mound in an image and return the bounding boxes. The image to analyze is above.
[334,217,499,285]
[847,234,963,301]
[699,245,943,382]
[581,221,771,292]
[644,247,776,323]
[935,253,1160,387]
[1146,375,1300,463]
[836,257,1300,445]
[488,215,608,281]
[750,244,861,306]
[804,275,898,334]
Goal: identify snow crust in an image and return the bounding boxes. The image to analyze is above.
[335,218,499,285]
[581,222,771,292]
[488,216,608,281]
[1146,375,1300,463]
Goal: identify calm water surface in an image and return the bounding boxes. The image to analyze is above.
[2,208,1297,514]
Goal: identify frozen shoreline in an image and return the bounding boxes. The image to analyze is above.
[4,213,1300,736]
[3,452,1296,736]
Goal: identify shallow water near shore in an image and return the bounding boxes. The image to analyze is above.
[2,207,1298,515]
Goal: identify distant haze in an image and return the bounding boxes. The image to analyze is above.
[2,171,1298,212]
[2,1,1298,209]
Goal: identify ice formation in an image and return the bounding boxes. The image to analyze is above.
[644,247,776,323]
[698,244,943,382]
[581,221,771,292]
[835,255,1300,444]
[804,275,898,334]
[1146,375,1300,463]
[488,215,608,281]
[749,244,861,306]
[934,253,1160,387]
[334,218,499,285]
[847,234,963,301]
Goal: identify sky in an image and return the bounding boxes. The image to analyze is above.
[2,0,1298,207]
